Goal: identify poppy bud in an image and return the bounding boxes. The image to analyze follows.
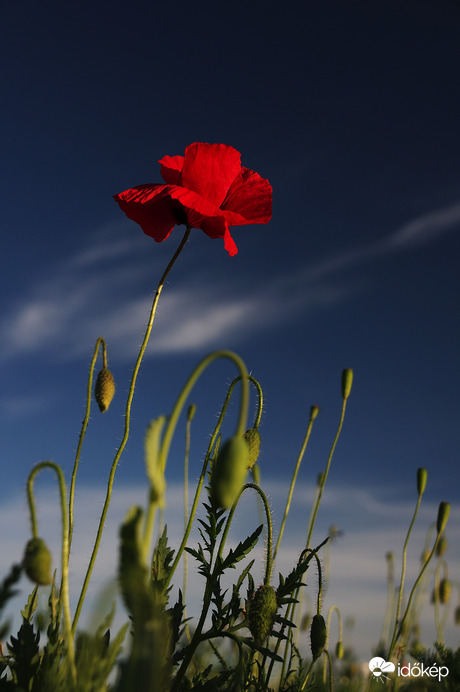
[310,405,320,421]
[436,535,448,557]
[454,606,460,626]
[95,368,115,413]
[436,502,450,535]
[341,369,353,400]
[187,403,196,421]
[336,641,344,659]
[310,614,327,661]
[210,436,250,509]
[416,468,427,496]
[439,579,451,604]
[243,428,261,469]
[23,537,52,585]
[248,585,278,645]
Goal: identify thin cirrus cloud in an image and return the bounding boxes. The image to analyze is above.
[0,200,458,363]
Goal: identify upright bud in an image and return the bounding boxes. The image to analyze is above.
[95,368,115,413]
[341,369,353,400]
[310,405,320,421]
[210,436,250,509]
[310,614,327,661]
[243,428,261,469]
[436,502,450,535]
[416,468,427,496]
[187,403,196,421]
[248,585,278,645]
[23,537,53,585]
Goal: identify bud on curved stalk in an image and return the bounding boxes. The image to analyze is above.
[23,537,53,585]
[95,368,115,413]
[436,502,450,535]
[248,585,278,645]
[341,369,353,400]
[416,468,427,496]
[210,436,250,509]
[335,641,344,659]
[243,427,261,469]
[439,579,451,605]
[310,613,327,661]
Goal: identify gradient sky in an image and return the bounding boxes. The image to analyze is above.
[1,0,459,663]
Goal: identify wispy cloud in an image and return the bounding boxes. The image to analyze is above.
[0,200,458,363]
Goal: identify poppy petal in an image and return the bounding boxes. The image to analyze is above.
[221,167,272,225]
[114,184,178,242]
[181,142,242,207]
[159,155,184,185]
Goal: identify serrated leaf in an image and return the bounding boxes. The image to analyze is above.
[220,524,263,572]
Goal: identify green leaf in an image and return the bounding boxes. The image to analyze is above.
[219,524,263,572]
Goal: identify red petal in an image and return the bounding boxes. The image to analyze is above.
[159,154,184,185]
[114,184,178,242]
[221,167,272,225]
[181,143,242,207]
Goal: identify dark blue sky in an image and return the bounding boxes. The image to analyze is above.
[2,0,460,659]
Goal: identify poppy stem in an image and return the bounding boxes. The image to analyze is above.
[72,226,192,634]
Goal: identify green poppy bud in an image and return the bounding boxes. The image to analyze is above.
[95,368,115,413]
[439,579,451,604]
[310,405,320,421]
[248,585,278,645]
[336,641,344,659]
[310,614,327,661]
[436,502,450,535]
[23,537,52,585]
[243,428,261,469]
[187,403,196,421]
[341,369,353,400]
[210,436,249,509]
[416,468,427,496]
[454,606,460,626]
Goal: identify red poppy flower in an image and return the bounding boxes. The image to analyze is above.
[114,142,272,256]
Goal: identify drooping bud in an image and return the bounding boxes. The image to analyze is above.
[248,585,278,645]
[210,436,250,509]
[416,468,427,496]
[23,537,53,585]
[436,502,450,535]
[310,614,327,661]
[95,368,115,413]
[439,579,451,604]
[243,428,261,469]
[336,641,344,659]
[341,369,353,400]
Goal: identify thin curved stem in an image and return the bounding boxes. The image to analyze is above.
[154,352,250,588]
[68,337,107,555]
[272,406,318,574]
[27,462,76,686]
[72,226,191,634]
